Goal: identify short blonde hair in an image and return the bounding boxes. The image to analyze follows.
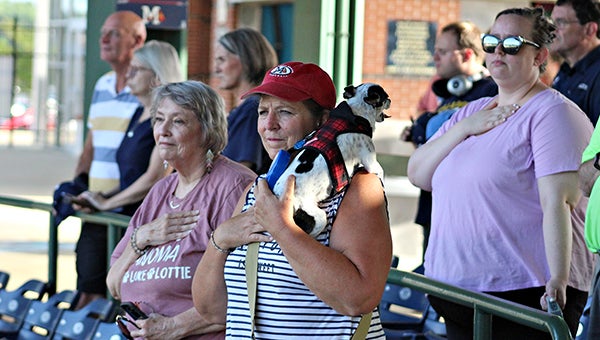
[150,81,227,154]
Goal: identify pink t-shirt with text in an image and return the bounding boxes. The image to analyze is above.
[111,156,255,339]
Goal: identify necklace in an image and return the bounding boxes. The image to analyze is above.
[167,168,210,209]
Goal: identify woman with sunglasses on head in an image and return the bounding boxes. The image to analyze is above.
[408,7,594,339]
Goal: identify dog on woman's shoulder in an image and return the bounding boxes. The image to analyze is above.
[271,83,391,237]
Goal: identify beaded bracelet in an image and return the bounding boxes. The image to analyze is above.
[210,230,233,254]
[130,227,148,256]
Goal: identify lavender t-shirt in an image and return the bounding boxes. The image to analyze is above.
[426,89,593,292]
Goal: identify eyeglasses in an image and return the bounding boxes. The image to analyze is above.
[553,18,580,28]
[115,314,140,340]
[481,34,541,55]
[127,65,153,78]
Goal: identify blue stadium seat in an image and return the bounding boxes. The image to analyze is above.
[53,298,117,340]
[380,264,446,339]
[0,279,48,339]
[0,271,9,291]
[18,289,80,339]
[94,320,129,340]
[380,265,429,325]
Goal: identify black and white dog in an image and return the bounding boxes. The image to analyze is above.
[270,83,391,237]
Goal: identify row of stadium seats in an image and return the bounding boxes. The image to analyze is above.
[7,263,586,339]
[0,271,127,339]
[1,266,444,340]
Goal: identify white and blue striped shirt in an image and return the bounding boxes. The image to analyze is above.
[87,71,139,192]
[224,179,385,339]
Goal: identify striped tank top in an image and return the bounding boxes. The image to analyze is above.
[223,178,386,339]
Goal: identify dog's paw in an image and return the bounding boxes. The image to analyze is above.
[293,209,316,235]
[367,161,385,180]
[294,204,328,237]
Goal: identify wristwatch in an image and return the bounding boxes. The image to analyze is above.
[595,152,600,171]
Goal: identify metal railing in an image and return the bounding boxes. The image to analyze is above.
[1,195,573,339]
[388,269,573,340]
[0,195,130,295]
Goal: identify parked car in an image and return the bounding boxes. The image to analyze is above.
[0,99,34,130]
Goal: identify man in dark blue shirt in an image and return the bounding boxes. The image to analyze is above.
[551,0,600,126]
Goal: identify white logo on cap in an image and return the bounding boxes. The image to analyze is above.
[269,65,293,77]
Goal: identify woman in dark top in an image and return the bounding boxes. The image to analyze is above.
[216,28,278,174]
[115,106,154,215]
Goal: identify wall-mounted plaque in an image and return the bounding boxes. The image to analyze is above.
[386,20,437,77]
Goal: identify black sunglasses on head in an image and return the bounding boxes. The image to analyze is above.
[481,34,541,55]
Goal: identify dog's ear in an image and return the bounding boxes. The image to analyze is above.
[364,85,389,108]
[343,85,357,99]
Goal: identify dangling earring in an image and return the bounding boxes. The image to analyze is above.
[163,160,169,170]
[206,149,214,174]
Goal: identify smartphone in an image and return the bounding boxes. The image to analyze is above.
[121,302,148,320]
[545,296,563,318]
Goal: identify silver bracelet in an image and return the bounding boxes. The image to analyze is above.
[210,230,232,254]
[130,227,148,256]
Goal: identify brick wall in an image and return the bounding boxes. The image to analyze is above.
[187,0,213,83]
[187,0,461,117]
[362,0,460,120]
[187,1,238,112]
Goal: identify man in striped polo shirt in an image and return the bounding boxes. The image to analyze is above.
[72,10,146,309]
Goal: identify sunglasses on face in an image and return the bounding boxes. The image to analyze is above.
[116,314,140,340]
[481,34,541,55]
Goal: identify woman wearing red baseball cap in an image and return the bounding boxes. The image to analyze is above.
[192,61,391,339]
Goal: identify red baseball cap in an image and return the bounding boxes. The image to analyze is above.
[241,61,337,110]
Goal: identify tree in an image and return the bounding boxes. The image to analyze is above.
[0,1,35,94]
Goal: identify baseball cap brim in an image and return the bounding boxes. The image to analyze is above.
[241,82,313,103]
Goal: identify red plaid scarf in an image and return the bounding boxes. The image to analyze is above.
[301,101,372,195]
